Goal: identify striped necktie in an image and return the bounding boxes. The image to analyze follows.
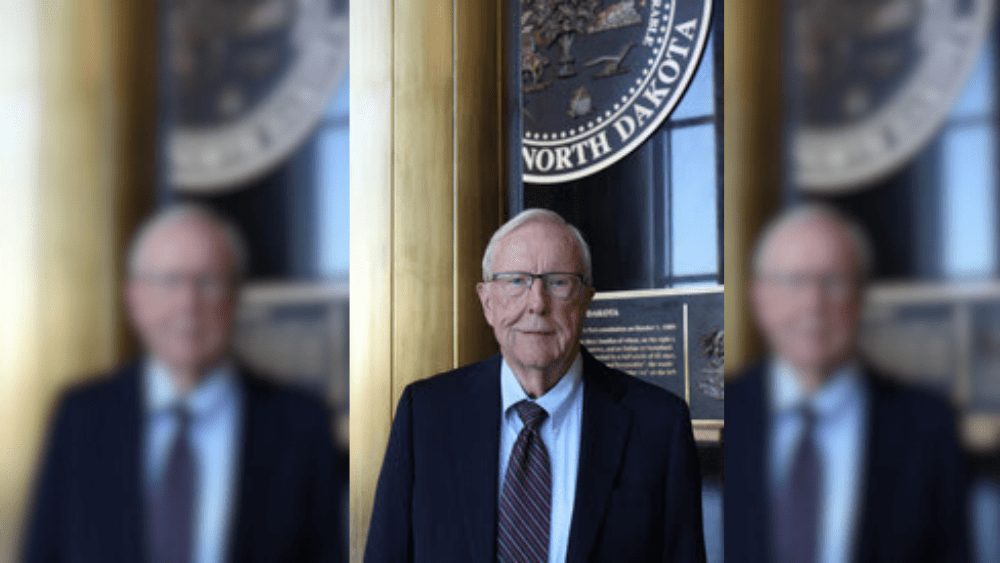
[149,406,196,563]
[775,406,821,563]
[497,400,551,563]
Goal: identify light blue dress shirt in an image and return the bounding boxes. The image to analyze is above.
[499,353,584,563]
[769,359,868,563]
[145,360,243,563]
[972,477,1000,563]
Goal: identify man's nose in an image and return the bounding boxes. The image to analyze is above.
[175,278,201,309]
[526,276,550,313]
[799,278,826,310]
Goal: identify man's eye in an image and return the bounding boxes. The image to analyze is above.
[508,276,530,286]
[161,275,184,287]
[548,277,570,287]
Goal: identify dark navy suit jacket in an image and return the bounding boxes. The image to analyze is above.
[365,348,706,562]
[23,361,347,563]
[725,362,969,563]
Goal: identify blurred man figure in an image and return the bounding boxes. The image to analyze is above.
[24,204,345,563]
[365,208,705,562]
[726,204,968,562]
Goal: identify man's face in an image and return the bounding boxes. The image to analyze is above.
[126,218,237,377]
[477,221,595,382]
[752,218,863,379]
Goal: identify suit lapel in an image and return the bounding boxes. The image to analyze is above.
[452,355,503,561]
[853,375,890,563]
[566,352,630,562]
[730,363,772,563]
[227,370,263,562]
[109,363,147,561]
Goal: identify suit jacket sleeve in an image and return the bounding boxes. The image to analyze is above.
[23,393,77,563]
[937,409,970,563]
[306,404,349,563]
[365,385,415,563]
[662,400,706,563]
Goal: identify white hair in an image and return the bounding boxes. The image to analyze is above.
[752,203,874,280]
[127,203,249,279]
[482,208,593,284]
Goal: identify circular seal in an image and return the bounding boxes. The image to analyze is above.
[168,0,349,192]
[793,0,994,192]
[520,0,713,184]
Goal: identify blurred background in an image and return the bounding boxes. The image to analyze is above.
[726,0,1000,556]
[1,0,158,559]
[0,0,349,559]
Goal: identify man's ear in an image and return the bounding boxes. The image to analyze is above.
[749,279,768,330]
[123,279,150,340]
[124,280,141,324]
[582,285,596,310]
[476,282,494,326]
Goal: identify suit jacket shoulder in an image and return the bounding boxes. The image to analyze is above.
[723,360,969,563]
[571,349,705,563]
[23,362,147,563]
[226,366,347,563]
[24,361,347,563]
[402,354,501,407]
[366,354,503,563]
[856,366,968,563]
[723,362,774,563]
[241,369,337,432]
[866,368,959,431]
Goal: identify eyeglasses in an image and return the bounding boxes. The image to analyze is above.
[135,273,234,300]
[488,272,588,299]
[760,272,859,300]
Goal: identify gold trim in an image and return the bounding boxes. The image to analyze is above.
[866,281,1000,303]
[240,282,349,303]
[694,419,725,427]
[591,285,724,301]
[684,302,690,404]
[692,419,725,442]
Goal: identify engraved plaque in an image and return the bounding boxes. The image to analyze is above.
[581,286,723,422]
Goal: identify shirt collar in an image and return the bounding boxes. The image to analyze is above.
[500,352,583,432]
[145,358,238,420]
[770,357,865,420]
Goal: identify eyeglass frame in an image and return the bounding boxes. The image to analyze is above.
[486,271,591,299]
[756,272,862,300]
[132,272,237,300]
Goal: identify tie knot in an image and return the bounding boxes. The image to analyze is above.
[171,404,193,428]
[797,404,817,428]
[513,400,547,430]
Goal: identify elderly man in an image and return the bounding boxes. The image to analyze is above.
[726,204,968,563]
[365,208,705,562]
[24,204,345,563]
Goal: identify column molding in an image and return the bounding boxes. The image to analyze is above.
[0,0,155,557]
[349,0,507,558]
[723,0,783,376]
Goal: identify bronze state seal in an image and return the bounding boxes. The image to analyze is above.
[792,0,994,192]
[168,0,349,192]
[521,0,713,184]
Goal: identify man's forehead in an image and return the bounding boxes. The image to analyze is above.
[761,217,858,273]
[493,221,579,260]
[136,218,230,269]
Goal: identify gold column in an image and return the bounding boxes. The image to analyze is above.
[724,0,783,376]
[0,2,45,553]
[0,0,154,557]
[349,0,506,559]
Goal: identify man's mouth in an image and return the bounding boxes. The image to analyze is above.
[518,328,555,335]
